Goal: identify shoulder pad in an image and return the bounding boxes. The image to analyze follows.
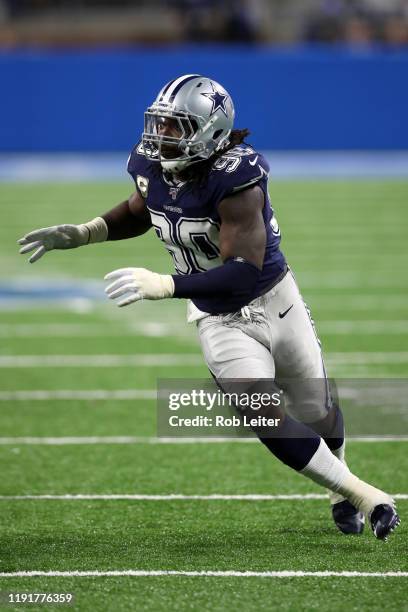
[127,141,149,177]
[211,146,269,198]
[127,142,152,197]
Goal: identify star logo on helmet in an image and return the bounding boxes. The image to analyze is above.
[201,85,229,117]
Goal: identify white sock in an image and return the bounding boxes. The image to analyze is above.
[337,473,394,517]
[301,440,394,518]
[300,439,350,491]
[332,440,345,463]
[328,441,347,505]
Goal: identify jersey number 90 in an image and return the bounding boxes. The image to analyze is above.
[149,210,221,275]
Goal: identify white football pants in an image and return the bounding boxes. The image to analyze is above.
[196,269,330,424]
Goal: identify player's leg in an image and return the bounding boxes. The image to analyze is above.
[267,273,359,531]
[264,272,345,450]
[301,385,362,533]
[267,270,399,539]
[197,314,334,479]
[197,312,399,539]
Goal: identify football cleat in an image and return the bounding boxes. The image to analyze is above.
[332,500,365,535]
[370,504,401,541]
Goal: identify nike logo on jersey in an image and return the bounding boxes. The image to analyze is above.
[279,304,294,319]
[249,155,259,166]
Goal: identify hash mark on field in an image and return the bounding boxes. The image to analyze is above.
[0,494,407,501]
[0,570,407,578]
[0,436,407,445]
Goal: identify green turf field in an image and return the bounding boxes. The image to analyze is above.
[0,180,407,611]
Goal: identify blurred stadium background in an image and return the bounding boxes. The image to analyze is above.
[0,2,407,610]
[1,0,408,46]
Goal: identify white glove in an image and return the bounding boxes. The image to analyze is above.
[105,267,175,307]
[18,217,108,263]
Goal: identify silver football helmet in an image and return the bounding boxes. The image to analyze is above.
[142,74,235,173]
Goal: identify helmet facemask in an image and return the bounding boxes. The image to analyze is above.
[143,106,230,173]
[142,75,234,174]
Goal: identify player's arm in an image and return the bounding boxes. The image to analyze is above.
[101,190,152,240]
[18,190,152,263]
[218,185,266,269]
[105,186,266,307]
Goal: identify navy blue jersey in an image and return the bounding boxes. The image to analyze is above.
[127,142,286,314]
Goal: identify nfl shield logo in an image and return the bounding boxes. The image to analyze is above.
[169,187,179,200]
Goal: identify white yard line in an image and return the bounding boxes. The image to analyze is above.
[0,323,115,337]
[0,352,408,368]
[0,493,407,501]
[1,294,406,313]
[1,321,407,337]
[1,385,407,402]
[0,570,407,578]
[0,322,192,338]
[318,321,408,335]
[0,390,156,400]
[0,436,256,445]
[0,351,407,370]
[326,352,408,364]
[307,295,408,310]
[0,436,407,445]
[0,354,203,367]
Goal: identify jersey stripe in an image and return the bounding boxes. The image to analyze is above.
[231,173,264,193]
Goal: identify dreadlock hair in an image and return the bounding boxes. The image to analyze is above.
[179,128,251,186]
[226,128,251,149]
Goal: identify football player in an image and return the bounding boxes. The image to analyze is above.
[18,74,399,540]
